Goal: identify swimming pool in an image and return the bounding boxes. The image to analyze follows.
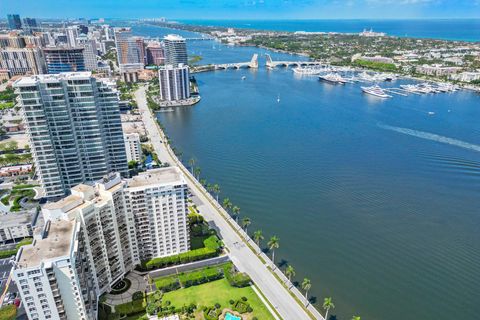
[225,312,241,320]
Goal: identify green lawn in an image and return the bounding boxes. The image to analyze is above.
[163,278,274,320]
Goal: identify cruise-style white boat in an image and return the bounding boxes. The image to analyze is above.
[319,73,348,84]
[361,85,392,98]
[293,66,324,75]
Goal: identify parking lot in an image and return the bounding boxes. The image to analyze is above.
[0,257,13,297]
[0,257,25,318]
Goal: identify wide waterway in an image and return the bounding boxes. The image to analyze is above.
[133,25,480,320]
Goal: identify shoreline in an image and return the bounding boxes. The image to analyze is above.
[141,22,480,90]
[135,85,325,320]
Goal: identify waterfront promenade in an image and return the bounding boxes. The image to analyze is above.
[135,85,324,320]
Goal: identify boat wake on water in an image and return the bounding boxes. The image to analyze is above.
[378,124,480,153]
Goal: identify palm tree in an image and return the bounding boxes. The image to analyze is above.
[267,236,280,264]
[213,184,220,202]
[352,316,361,320]
[200,178,207,186]
[188,157,196,174]
[232,206,240,222]
[193,167,201,180]
[241,217,251,233]
[253,230,264,247]
[207,183,213,194]
[301,278,311,300]
[323,297,335,320]
[285,265,295,282]
[222,198,232,211]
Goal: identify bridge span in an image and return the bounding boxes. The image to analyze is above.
[214,54,259,70]
[265,54,324,68]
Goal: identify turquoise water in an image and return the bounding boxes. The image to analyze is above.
[225,313,241,320]
[133,25,480,320]
[179,19,480,42]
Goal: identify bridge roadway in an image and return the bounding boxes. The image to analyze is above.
[209,54,324,70]
[265,54,325,68]
[135,86,324,320]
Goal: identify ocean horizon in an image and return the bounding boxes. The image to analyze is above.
[176,18,480,42]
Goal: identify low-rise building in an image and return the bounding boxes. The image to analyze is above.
[450,71,480,82]
[124,132,142,163]
[415,64,461,76]
[0,164,33,177]
[0,211,34,243]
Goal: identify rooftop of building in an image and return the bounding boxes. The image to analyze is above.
[17,219,75,268]
[127,167,185,189]
[43,194,83,211]
[164,34,185,41]
[0,211,32,227]
[13,72,93,86]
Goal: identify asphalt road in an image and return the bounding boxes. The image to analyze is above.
[136,86,320,320]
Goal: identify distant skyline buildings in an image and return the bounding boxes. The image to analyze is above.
[3,1,480,19]
[7,14,22,30]
[43,47,85,73]
[164,34,187,66]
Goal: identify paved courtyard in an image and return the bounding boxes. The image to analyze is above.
[104,271,148,306]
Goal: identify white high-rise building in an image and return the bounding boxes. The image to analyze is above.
[66,26,78,48]
[77,36,98,71]
[12,168,190,319]
[13,173,138,320]
[158,63,191,101]
[125,168,190,260]
[164,34,188,66]
[124,132,142,163]
[14,72,128,198]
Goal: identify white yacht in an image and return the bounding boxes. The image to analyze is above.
[361,85,392,98]
[319,73,348,84]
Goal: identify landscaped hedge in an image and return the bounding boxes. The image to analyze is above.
[143,235,221,270]
[115,299,146,315]
[0,305,16,320]
[145,247,218,269]
[178,266,224,288]
[155,276,181,292]
[223,263,251,288]
[0,238,32,259]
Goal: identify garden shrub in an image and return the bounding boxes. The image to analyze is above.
[132,291,144,301]
[223,263,251,288]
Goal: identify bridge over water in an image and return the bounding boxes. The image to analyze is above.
[210,53,324,70]
[265,54,325,68]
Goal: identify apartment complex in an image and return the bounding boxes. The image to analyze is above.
[124,132,143,163]
[43,48,86,74]
[158,63,191,101]
[0,47,46,75]
[12,168,190,320]
[124,168,190,260]
[76,36,98,71]
[146,42,165,65]
[114,28,145,68]
[14,72,128,198]
[164,34,188,66]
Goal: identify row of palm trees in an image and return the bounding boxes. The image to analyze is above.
[187,158,362,320]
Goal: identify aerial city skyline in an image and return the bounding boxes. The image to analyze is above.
[0,3,479,320]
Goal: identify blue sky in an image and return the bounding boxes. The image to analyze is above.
[2,0,480,19]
